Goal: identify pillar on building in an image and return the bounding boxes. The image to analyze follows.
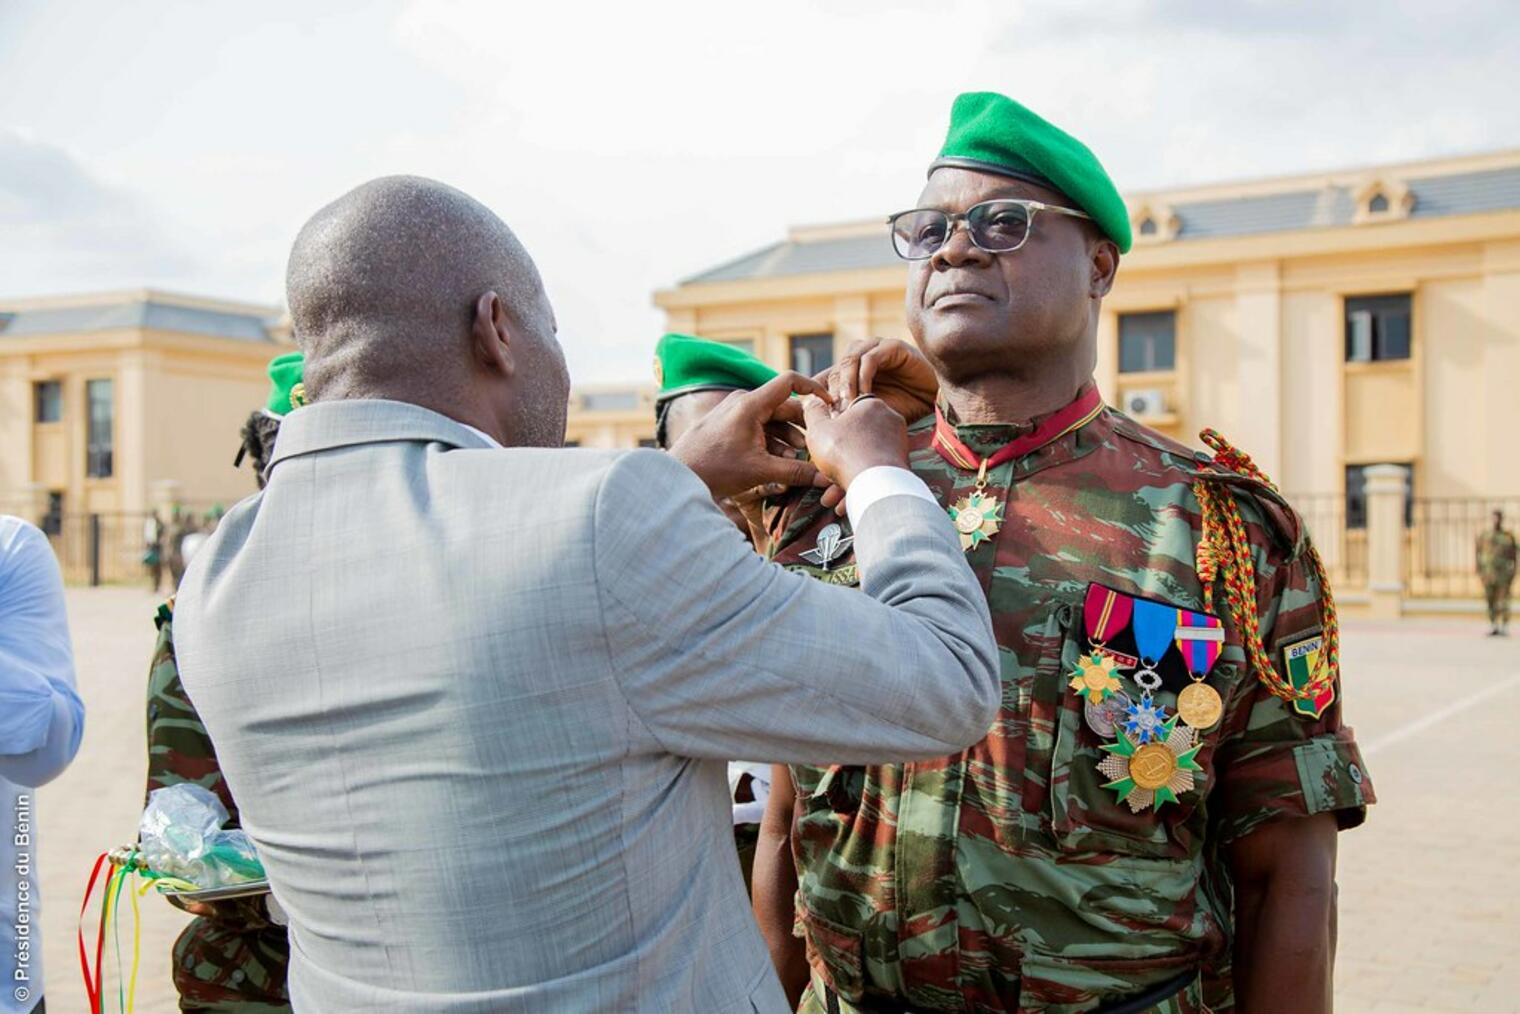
[1364,464,1408,619]
[151,479,183,521]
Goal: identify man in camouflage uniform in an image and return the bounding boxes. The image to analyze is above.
[754,93,1374,1013]
[144,353,304,1012]
[1477,509,1517,635]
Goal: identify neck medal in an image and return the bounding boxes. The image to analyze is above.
[930,386,1105,553]
[1070,585,1134,732]
[1174,609,1225,731]
[1098,715,1203,813]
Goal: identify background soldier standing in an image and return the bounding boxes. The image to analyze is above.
[144,352,304,1012]
[1477,508,1517,635]
[755,93,1375,1013]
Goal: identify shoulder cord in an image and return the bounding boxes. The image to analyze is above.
[1193,428,1339,703]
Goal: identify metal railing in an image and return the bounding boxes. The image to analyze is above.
[1407,497,1520,599]
[49,511,157,587]
[1287,493,1367,591]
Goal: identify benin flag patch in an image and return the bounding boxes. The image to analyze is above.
[1282,632,1335,719]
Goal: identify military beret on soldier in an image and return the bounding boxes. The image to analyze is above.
[265,351,307,416]
[653,333,777,406]
[931,91,1132,254]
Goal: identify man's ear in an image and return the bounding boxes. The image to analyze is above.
[473,291,515,378]
[1090,239,1120,298]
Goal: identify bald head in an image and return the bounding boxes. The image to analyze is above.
[286,175,568,445]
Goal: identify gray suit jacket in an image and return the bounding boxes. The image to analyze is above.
[175,399,997,1013]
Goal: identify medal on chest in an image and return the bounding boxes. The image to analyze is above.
[948,486,1003,552]
[1174,609,1225,731]
[1069,585,1133,717]
[1098,716,1204,813]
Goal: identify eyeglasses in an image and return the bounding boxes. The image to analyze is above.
[886,198,1092,260]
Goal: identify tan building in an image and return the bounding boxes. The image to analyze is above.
[0,289,290,579]
[642,149,1520,607]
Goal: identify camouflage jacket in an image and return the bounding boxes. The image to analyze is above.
[1477,529,1517,581]
[768,405,1374,1013]
[146,602,291,1010]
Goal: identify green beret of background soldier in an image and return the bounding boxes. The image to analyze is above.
[753,92,1374,1013]
[145,353,305,1012]
[655,332,789,547]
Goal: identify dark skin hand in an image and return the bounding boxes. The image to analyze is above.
[753,764,807,1007]
[1229,813,1339,1013]
[667,371,831,499]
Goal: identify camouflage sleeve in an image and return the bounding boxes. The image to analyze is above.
[762,486,830,561]
[1210,502,1376,845]
[145,603,271,928]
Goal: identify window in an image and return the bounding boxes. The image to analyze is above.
[1345,463,1413,529]
[41,492,63,537]
[1138,217,1158,237]
[86,378,113,478]
[719,338,756,356]
[789,333,834,376]
[34,381,62,423]
[1345,294,1411,362]
[1367,193,1390,214]
[1118,311,1176,373]
[637,438,659,449]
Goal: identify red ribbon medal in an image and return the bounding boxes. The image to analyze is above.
[1084,584,1135,646]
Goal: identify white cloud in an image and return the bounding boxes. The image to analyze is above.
[0,0,1516,379]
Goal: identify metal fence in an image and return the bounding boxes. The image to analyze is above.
[49,511,157,586]
[1289,493,1367,591]
[1407,497,1520,598]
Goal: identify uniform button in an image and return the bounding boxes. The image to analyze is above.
[231,970,245,984]
[1348,763,1364,785]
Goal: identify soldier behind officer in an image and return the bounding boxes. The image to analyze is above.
[1477,508,1517,635]
[754,93,1374,1013]
[144,352,304,1012]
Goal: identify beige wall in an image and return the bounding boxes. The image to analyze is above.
[651,202,1520,500]
[0,329,280,517]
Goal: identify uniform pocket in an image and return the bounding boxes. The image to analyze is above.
[799,904,866,1002]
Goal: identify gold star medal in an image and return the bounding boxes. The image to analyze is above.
[1068,651,1123,705]
[948,491,1003,551]
[1097,716,1203,813]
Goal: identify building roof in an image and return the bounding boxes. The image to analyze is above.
[0,290,280,343]
[679,152,1520,286]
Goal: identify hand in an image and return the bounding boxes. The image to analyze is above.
[824,337,938,424]
[800,394,909,490]
[668,372,832,499]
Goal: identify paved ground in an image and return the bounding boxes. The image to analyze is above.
[20,587,1520,1013]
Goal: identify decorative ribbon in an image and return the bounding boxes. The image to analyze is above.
[1193,428,1340,703]
[1083,584,1134,644]
[1130,598,1180,666]
[1174,609,1224,676]
[931,384,1105,478]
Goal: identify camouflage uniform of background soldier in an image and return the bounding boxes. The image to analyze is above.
[143,353,304,1012]
[1476,510,1517,635]
[759,94,1375,1013]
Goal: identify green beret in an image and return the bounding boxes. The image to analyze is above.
[930,92,1131,254]
[265,351,306,416]
[653,333,776,406]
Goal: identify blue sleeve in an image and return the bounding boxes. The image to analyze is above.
[0,518,84,786]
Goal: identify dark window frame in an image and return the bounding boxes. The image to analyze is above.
[789,333,834,376]
[34,380,63,424]
[85,377,114,479]
[1118,310,1177,374]
[1344,293,1412,363]
[1345,462,1414,529]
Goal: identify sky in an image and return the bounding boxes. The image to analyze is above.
[2,0,1517,382]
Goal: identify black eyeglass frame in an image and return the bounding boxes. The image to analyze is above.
[885,198,1093,260]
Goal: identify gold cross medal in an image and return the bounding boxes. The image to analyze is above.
[948,491,1003,551]
[1068,651,1123,705]
[1098,715,1203,813]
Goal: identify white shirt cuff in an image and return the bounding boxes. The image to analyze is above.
[845,466,938,532]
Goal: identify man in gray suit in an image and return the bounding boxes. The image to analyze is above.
[174,176,1000,1013]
